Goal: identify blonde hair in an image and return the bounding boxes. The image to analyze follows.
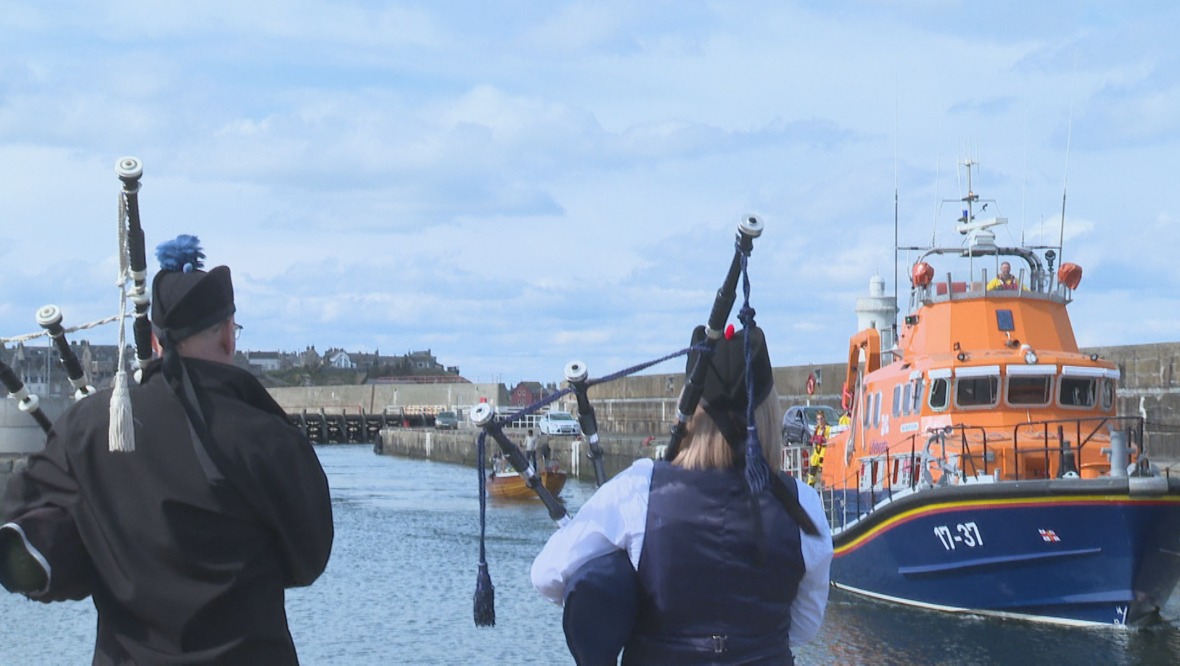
[673,388,783,471]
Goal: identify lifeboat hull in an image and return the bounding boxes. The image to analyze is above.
[829,476,1180,626]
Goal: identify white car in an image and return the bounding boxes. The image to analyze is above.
[538,410,581,436]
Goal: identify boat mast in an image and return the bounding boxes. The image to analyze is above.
[960,159,980,277]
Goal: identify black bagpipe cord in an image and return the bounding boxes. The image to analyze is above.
[474,430,495,627]
[736,251,819,543]
[735,250,774,563]
[470,345,701,627]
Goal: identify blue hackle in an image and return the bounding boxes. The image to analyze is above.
[156,235,205,273]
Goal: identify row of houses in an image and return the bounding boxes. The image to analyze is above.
[239,346,460,376]
[0,341,463,395]
[1,340,562,407]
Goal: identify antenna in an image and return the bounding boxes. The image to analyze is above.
[1021,104,1028,246]
[1059,48,1078,265]
[893,86,899,334]
[931,116,943,247]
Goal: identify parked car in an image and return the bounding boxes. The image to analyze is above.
[434,410,459,430]
[538,410,581,436]
[781,405,846,444]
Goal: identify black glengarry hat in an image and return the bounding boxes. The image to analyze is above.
[686,324,774,447]
[151,235,235,344]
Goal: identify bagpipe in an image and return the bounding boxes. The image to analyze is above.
[0,356,54,433]
[0,157,153,444]
[470,215,765,627]
[115,157,155,375]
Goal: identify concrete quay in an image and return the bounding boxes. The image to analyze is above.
[369,426,1180,487]
[372,426,662,483]
[273,338,1180,463]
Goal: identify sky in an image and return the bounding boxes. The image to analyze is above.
[1,2,1178,387]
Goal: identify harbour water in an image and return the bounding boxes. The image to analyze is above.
[2,444,1178,665]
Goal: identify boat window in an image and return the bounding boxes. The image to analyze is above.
[873,392,881,428]
[929,378,949,411]
[1100,379,1115,411]
[912,379,924,414]
[1059,376,1096,408]
[996,309,1015,332]
[892,384,902,417]
[1007,376,1052,406]
[902,382,913,416]
[955,376,998,408]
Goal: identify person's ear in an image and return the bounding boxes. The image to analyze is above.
[220,320,235,354]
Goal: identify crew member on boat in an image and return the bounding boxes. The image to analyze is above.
[0,236,334,665]
[807,411,830,488]
[531,325,832,665]
[986,261,1021,291]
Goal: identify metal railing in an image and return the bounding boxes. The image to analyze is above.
[820,415,1147,532]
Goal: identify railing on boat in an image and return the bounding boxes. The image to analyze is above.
[818,415,1146,532]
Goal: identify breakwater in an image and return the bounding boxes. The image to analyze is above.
[372,427,658,483]
[271,341,1180,462]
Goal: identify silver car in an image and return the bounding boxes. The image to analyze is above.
[538,410,581,436]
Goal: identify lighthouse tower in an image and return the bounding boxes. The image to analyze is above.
[855,275,898,361]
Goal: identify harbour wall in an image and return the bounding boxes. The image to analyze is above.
[371,428,660,483]
[270,341,1180,464]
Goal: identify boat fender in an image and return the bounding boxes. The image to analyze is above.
[1128,476,1168,497]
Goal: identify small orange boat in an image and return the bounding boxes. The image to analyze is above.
[487,466,567,500]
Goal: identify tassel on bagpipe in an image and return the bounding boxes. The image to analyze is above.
[471,401,571,626]
[35,305,96,401]
[564,360,608,487]
[0,356,53,433]
[115,157,154,373]
[471,403,571,525]
[663,214,763,462]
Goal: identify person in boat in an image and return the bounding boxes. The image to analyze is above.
[986,261,1021,291]
[0,235,334,665]
[531,324,832,665]
[806,411,830,488]
[525,427,539,470]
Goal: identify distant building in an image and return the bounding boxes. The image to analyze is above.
[300,346,321,369]
[2,339,465,392]
[406,349,443,372]
[246,351,282,372]
[323,348,355,369]
[510,381,547,407]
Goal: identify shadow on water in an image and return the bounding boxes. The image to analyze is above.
[3,444,1179,665]
[798,582,1180,666]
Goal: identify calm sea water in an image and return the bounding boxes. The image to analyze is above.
[2,444,1178,665]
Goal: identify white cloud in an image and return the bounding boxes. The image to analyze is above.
[1,2,1177,384]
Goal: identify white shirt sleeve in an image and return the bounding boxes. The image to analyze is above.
[788,478,833,647]
[530,458,653,605]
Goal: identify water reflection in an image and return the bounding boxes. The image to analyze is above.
[1,445,1177,665]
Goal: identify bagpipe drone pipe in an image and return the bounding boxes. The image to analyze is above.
[469,215,765,627]
[0,356,54,433]
[115,157,155,374]
[1,157,154,438]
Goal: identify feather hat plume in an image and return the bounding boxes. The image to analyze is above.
[150,235,235,343]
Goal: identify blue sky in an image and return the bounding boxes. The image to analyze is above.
[1,2,1177,386]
